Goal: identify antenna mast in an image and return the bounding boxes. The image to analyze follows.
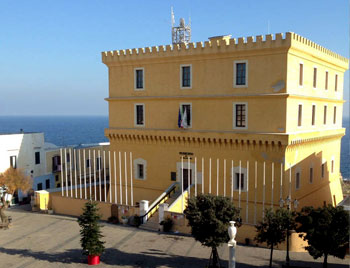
[171,7,191,44]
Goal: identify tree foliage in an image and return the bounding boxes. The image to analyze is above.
[184,194,240,267]
[0,167,32,196]
[77,201,105,256]
[295,205,349,268]
[255,208,292,268]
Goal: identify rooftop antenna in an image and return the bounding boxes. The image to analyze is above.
[171,7,191,44]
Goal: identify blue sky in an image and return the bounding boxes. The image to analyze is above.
[0,0,348,117]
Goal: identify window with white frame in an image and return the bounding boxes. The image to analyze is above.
[233,103,247,129]
[135,104,145,127]
[295,172,301,189]
[231,166,247,191]
[234,60,248,87]
[179,103,192,128]
[180,64,191,88]
[134,68,144,90]
[134,158,147,180]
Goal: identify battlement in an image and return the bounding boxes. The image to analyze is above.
[102,32,348,68]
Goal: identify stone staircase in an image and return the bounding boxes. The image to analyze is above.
[139,189,182,232]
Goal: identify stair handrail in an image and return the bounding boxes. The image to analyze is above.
[140,182,178,224]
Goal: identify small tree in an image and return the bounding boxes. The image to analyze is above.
[0,167,32,197]
[255,208,291,268]
[77,201,105,257]
[184,194,240,268]
[295,205,349,268]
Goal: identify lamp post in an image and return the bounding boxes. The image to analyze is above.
[279,196,298,268]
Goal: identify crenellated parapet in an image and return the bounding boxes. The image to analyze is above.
[101,32,348,68]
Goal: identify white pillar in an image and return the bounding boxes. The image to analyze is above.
[289,163,292,199]
[65,148,68,197]
[124,152,128,206]
[271,162,274,209]
[103,150,106,202]
[216,158,219,196]
[79,149,82,199]
[224,159,226,197]
[246,161,249,223]
[201,157,204,194]
[70,148,73,198]
[114,151,117,204]
[158,203,169,223]
[89,150,92,199]
[119,151,122,204]
[60,148,64,196]
[228,245,236,268]
[109,151,112,203]
[140,200,149,222]
[83,149,87,199]
[74,149,77,198]
[231,160,234,200]
[181,156,184,212]
[130,152,133,206]
[280,163,283,201]
[188,156,190,195]
[98,150,102,202]
[194,157,197,197]
[238,160,241,209]
[254,161,257,225]
[209,158,212,194]
[263,161,266,219]
[93,150,96,201]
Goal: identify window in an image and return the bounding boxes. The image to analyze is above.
[55,175,59,182]
[10,156,17,169]
[333,106,337,124]
[309,167,313,183]
[66,152,70,162]
[331,159,334,173]
[235,173,244,190]
[180,65,191,88]
[134,158,147,180]
[295,172,300,189]
[52,155,61,172]
[323,106,327,125]
[134,68,144,90]
[325,71,328,90]
[335,74,338,91]
[299,63,303,86]
[96,157,102,171]
[37,183,43,191]
[86,159,90,168]
[234,61,248,87]
[313,67,317,88]
[171,172,177,181]
[180,103,192,128]
[233,103,247,129]
[312,105,316,126]
[35,152,40,165]
[57,183,61,188]
[321,163,325,178]
[45,179,50,189]
[135,104,145,126]
[137,164,144,179]
[298,104,302,127]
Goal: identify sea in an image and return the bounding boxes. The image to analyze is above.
[0,116,349,179]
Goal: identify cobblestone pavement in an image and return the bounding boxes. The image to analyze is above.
[0,206,348,268]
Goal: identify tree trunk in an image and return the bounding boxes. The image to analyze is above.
[323,254,328,268]
[269,243,274,268]
[209,247,220,268]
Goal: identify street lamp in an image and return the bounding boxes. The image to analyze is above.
[279,196,298,268]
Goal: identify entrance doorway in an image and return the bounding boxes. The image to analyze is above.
[182,168,192,190]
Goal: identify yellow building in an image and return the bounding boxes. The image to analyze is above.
[102,32,348,223]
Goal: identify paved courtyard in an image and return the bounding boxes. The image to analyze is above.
[0,206,348,268]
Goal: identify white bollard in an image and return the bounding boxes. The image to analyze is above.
[139,200,149,222]
[158,203,169,223]
[228,221,237,268]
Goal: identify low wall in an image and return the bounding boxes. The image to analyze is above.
[164,211,307,252]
